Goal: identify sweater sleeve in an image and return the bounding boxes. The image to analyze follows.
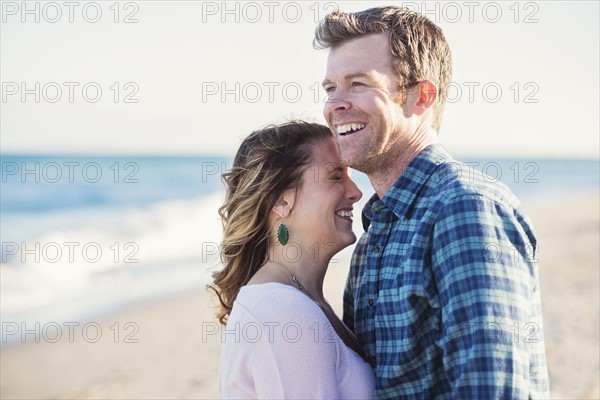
[220,287,344,399]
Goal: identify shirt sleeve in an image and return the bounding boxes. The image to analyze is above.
[230,296,344,399]
[431,193,545,399]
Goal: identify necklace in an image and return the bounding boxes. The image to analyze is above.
[269,261,326,310]
[290,274,325,309]
[267,261,367,360]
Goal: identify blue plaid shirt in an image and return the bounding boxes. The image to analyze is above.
[344,144,549,399]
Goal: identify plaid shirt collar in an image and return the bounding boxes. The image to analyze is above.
[362,143,452,231]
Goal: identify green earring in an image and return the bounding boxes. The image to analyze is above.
[277,223,289,246]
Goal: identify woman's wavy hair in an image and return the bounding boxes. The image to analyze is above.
[209,121,332,324]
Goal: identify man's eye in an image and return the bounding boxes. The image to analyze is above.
[324,86,336,94]
[351,81,366,87]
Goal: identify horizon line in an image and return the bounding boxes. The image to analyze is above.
[1,152,598,161]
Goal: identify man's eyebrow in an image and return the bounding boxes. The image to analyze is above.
[321,72,376,87]
[346,72,376,80]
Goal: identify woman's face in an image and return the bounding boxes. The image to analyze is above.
[286,137,363,260]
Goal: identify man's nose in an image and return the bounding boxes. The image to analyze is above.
[324,88,352,115]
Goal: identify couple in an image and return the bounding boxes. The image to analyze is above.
[211,6,549,399]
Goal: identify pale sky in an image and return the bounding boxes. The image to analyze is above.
[1,0,598,158]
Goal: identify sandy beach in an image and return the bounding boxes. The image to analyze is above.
[1,192,598,399]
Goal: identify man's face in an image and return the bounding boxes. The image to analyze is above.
[322,33,416,174]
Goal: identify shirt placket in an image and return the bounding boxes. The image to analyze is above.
[359,201,391,369]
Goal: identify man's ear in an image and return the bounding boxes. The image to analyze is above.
[272,189,295,219]
[412,80,438,116]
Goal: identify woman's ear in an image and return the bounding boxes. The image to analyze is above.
[272,189,295,219]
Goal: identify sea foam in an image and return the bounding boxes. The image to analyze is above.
[1,192,225,333]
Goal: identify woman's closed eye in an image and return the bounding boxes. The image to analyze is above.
[332,174,344,182]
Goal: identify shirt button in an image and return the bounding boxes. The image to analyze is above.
[373,245,380,253]
[368,299,375,307]
[370,356,376,366]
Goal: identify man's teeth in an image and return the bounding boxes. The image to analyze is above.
[335,210,353,218]
[336,123,366,135]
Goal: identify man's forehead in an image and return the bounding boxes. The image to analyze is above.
[329,33,390,55]
[325,36,392,74]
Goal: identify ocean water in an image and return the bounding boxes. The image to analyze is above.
[1,154,598,344]
[0,155,230,344]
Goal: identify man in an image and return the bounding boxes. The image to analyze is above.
[315,6,549,399]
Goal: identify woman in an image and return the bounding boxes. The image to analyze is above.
[210,121,375,399]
